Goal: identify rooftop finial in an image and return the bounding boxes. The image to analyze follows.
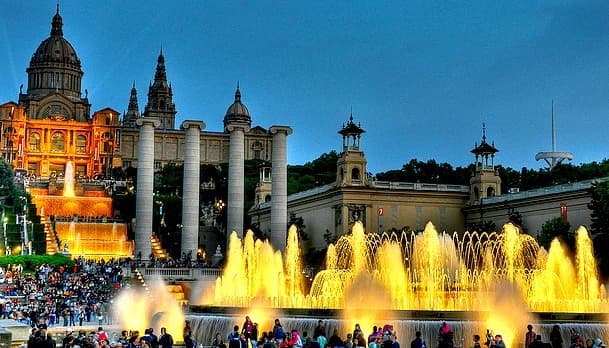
[50,3,64,36]
[482,122,487,142]
[235,82,241,102]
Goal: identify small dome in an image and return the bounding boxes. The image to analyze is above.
[29,7,81,70]
[223,85,251,127]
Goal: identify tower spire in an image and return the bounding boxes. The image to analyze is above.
[535,100,573,170]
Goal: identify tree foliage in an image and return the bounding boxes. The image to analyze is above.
[286,151,338,194]
[588,179,609,275]
[0,254,74,272]
[537,216,572,251]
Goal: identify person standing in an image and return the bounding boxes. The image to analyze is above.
[314,321,326,341]
[411,332,425,348]
[159,327,174,348]
[550,326,563,348]
[526,325,536,348]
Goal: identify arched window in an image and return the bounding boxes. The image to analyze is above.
[29,133,41,151]
[487,186,495,197]
[351,167,360,181]
[474,187,480,201]
[159,99,165,110]
[76,135,87,153]
[51,132,65,152]
[264,195,271,203]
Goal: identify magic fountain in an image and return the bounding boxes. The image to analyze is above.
[183,222,609,348]
[28,161,132,259]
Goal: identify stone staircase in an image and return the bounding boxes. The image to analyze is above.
[167,283,188,306]
[133,268,188,306]
[43,216,59,254]
[151,235,169,259]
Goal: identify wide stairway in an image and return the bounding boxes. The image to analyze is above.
[133,269,188,306]
[43,215,59,254]
[151,235,169,259]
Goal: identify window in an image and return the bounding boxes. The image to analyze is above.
[251,141,263,160]
[101,132,112,153]
[351,167,360,180]
[155,161,162,170]
[29,133,41,151]
[76,135,87,153]
[51,132,65,152]
[122,160,132,168]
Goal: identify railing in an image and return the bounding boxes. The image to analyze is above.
[478,177,609,205]
[124,267,222,280]
[372,181,470,192]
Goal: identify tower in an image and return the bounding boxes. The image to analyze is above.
[336,114,368,187]
[535,100,573,170]
[123,82,140,128]
[143,50,177,129]
[254,161,272,207]
[470,123,501,202]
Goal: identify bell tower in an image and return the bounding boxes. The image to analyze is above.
[336,113,368,187]
[143,49,176,129]
[470,123,501,202]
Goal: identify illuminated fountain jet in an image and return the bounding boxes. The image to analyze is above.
[535,100,573,170]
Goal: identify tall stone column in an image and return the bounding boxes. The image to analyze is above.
[135,117,160,261]
[226,123,250,239]
[270,126,293,251]
[180,120,205,259]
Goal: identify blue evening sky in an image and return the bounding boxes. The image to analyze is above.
[1,1,607,174]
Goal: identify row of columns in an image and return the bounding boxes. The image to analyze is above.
[134,117,291,260]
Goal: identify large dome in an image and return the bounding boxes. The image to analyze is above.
[29,9,81,70]
[223,86,251,127]
[22,6,85,104]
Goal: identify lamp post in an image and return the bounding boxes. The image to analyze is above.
[214,199,225,231]
[2,208,7,255]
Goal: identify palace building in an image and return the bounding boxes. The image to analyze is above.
[0,7,275,179]
[0,7,291,258]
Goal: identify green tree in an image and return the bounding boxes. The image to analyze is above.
[537,216,572,251]
[588,179,609,276]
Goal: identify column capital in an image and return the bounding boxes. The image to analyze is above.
[181,120,206,131]
[225,122,250,133]
[136,117,161,128]
[269,125,293,136]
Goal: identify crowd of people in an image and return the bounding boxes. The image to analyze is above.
[209,318,402,348]
[205,319,608,348]
[0,257,124,328]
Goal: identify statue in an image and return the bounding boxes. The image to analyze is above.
[212,244,223,267]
